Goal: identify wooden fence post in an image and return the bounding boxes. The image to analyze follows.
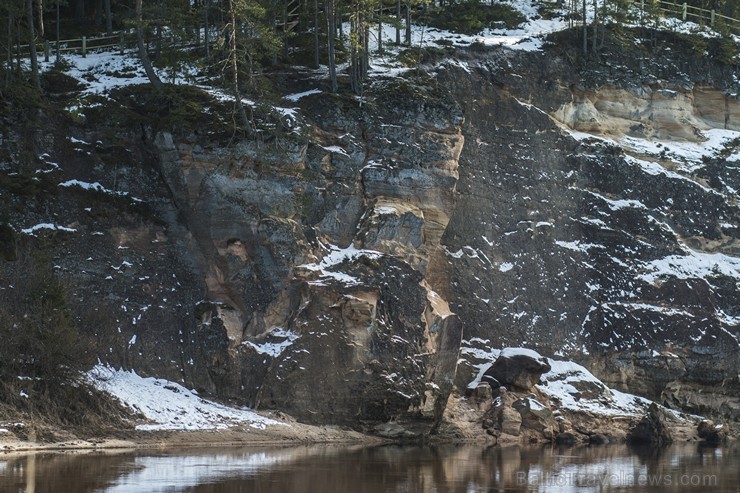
[82,36,87,57]
[710,9,715,26]
[119,32,125,54]
[682,2,687,20]
[44,40,50,62]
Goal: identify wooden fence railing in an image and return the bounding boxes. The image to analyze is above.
[646,0,740,33]
[12,28,207,62]
[13,30,130,62]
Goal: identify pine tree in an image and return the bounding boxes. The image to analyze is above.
[219,0,281,129]
[348,0,376,94]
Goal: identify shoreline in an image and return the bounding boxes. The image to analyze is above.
[0,426,389,454]
[2,424,733,455]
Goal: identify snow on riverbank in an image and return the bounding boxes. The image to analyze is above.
[89,365,286,431]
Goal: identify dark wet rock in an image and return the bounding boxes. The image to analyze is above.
[484,348,551,391]
[697,420,728,445]
[628,404,673,446]
[555,432,577,446]
[0,223,17,261]
[589,434,609,445]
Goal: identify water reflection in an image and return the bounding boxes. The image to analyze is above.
[1,443,737,492]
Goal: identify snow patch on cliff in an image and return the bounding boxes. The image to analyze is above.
[461,343,655,417]
[638,250,740,284]
[245,329,300,357]
[20,223,77,235]
[538,359,651,417]
[89,365,286,431]
[300,245,382,286]
[568,127,740,168]
[460,341,500,390]
[59,179,142,201]
[284,89,322,101]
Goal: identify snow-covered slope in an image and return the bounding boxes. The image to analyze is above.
[89,366,286,431]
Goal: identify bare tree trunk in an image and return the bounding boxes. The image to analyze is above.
[136,0,163,90]
[592,0,597,51]
[36,0,44,38]
[337,8,343,43]
[204,0,210,57]
[6,10,12,72]
[396,0,400,44]
[155,0,163,59]
[75,0,84,19]
[314,0,319,67]
[326,0,337,91]
[362,22,369,79]
[95,0,103,26]
[349,14,358,93]
[569,0,574,28]
[155,25,162,59]
[104,0,112,35]
[56,1,60,61]
[26,0,41,90]
[377,1,382,53]
[582,0,587,55]
[405,3,411,45]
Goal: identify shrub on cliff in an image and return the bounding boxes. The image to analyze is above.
[0,253,94,403]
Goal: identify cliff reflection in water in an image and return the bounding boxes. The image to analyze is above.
[0,443,737,492]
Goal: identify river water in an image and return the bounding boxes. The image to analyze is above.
[0,442,737,492]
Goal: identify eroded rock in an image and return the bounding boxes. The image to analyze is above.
[512,395,555,437]
[482,388,522,437]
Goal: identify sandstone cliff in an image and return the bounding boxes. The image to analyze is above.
[1,27,737,436]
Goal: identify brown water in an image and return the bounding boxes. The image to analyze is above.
[0,443,737,492]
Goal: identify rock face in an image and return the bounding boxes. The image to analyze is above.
[434,41,739,426]
[1,29,738,433]
[483,348,551,391]
[552,85,739,140]
[148,77,466,430]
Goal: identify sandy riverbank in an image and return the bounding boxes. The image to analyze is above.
[0,416,387,453]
